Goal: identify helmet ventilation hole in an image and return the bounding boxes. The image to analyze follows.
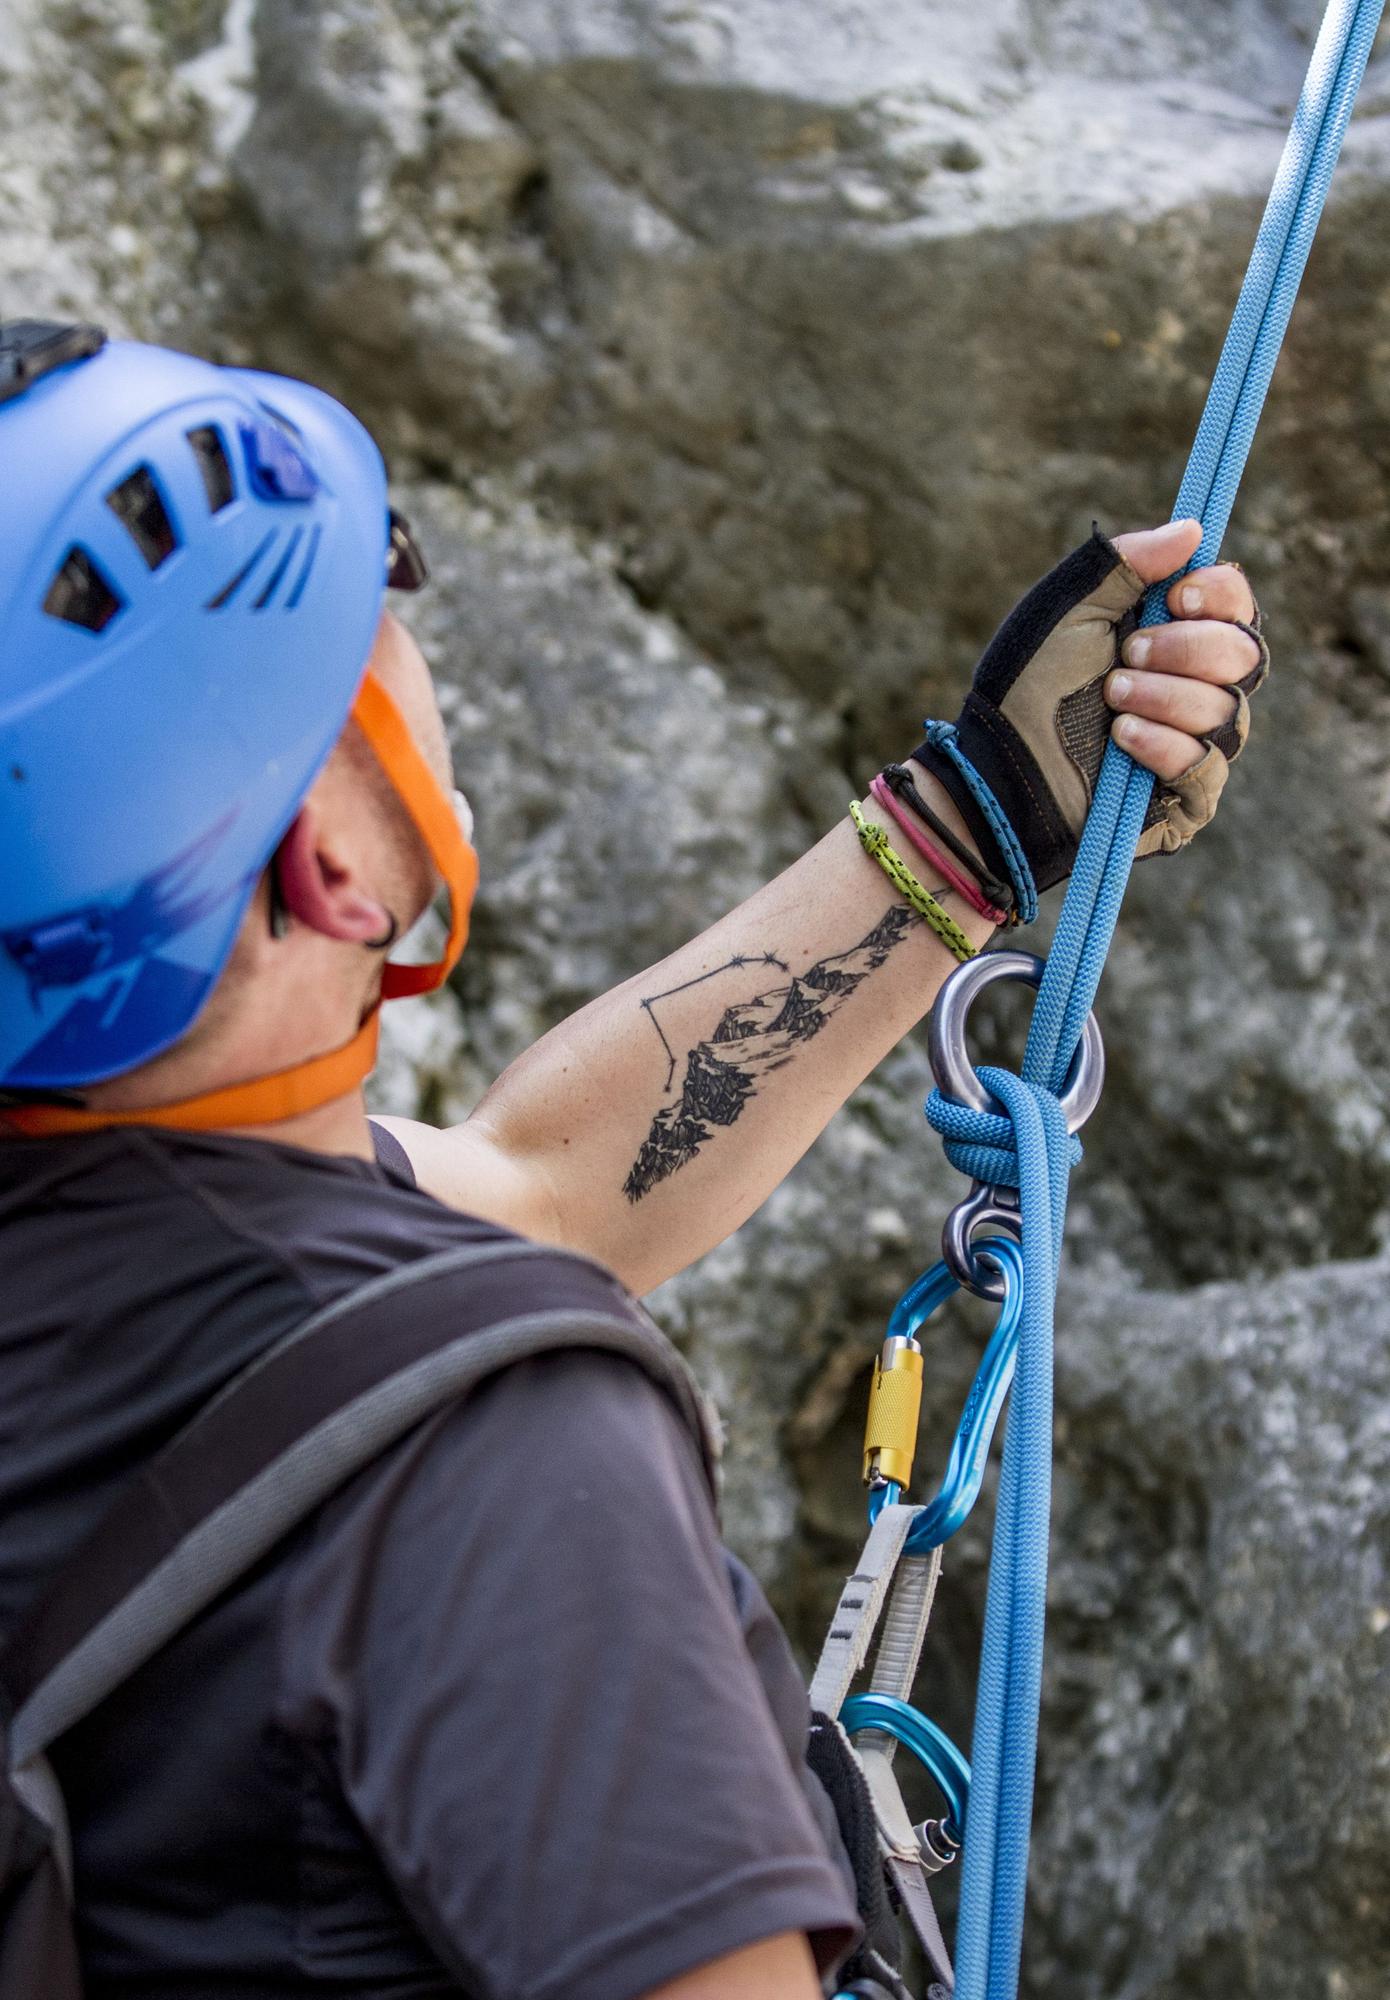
[43,546,123,632]
[206,529,277,610]
[106,466,178,570]
[252,528,303,610]
[186,425,235,512]
[284,525,322,608]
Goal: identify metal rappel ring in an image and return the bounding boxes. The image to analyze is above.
[941,1184,1021,1303]
[929,950,1105,1300]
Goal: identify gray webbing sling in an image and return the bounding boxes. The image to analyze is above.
[1,1238,720,1882]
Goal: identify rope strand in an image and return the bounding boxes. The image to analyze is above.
[946,9,1388,1998]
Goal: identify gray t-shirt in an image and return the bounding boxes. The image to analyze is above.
[0,1123,858,1999]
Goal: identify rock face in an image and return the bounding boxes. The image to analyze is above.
[5,1,1389,1993]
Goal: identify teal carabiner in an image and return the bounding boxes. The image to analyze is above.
[838,1691,971,1843]
[867,1237,1022,1555]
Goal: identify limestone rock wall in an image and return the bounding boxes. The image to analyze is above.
[4,2,1389,1993]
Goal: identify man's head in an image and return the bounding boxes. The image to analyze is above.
[0,326,477,1134]
[189,610,466,1050]
[284,608,461,958]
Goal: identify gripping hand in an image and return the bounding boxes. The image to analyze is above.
[913,527,1268,908]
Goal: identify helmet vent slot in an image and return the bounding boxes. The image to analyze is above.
[106,466,178,570]
[206,529,277,610]
[187,425,235,512]
[43,546,123,632]
[284,525,322,608]
[253,528,303,610]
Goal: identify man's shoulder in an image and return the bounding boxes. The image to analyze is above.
[267,1342,856,2000]
[130,1120,532,1304]
[312,1230,718,1492]
[273,1340,727,1725]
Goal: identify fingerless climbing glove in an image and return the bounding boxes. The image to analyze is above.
[911,531,1269,915]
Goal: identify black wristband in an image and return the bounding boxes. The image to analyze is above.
[879,765,1015,915]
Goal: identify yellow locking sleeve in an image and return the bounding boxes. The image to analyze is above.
[862,1336,924,1488]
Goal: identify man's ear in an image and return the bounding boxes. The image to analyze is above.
[273,804,396,945]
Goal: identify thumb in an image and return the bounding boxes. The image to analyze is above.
[1111,517,1203,586]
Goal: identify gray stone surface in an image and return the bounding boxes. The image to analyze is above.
[1033,1254,1390,2000]
[4,0,1390,1992]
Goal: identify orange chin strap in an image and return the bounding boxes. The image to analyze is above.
[352,668,477,1000]
[2,1012,388,1138]
[1,670,479,1138]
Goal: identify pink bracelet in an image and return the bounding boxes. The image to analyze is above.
[868,774,1009,927]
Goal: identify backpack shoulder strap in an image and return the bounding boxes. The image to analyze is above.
[4,1237,718,1771]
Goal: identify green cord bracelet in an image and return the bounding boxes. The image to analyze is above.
[848,800,978,964]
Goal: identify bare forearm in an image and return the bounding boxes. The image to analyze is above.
[384,527,1258,1287]
[428,768,995,1293]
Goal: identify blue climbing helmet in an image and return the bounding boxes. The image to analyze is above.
[0,322,402,1093]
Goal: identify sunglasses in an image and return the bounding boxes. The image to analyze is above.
[386,509,428,593]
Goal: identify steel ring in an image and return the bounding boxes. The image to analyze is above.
[942,1186,1020,1301]
[928,949,1105,1136]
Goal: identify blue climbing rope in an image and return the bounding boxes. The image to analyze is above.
[869,6,1387,1999]
[1027,0,1387,1102]
[946,8,1383,1995]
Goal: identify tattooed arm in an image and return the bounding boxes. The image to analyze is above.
[378,766,996,1295]
[380,516,1254,1288]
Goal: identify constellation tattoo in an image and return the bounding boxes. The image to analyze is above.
[640,954,791,1091]
[622,906,918,1203]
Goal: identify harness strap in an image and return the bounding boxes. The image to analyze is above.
[866,1551,943,1731]
[809,1504,925,1718]
[815,1509,956,1994]
[886,1853,955,1995]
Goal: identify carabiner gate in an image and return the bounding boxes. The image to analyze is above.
[868,1237,1022,1553]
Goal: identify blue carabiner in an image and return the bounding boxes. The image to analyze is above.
[868,1237,1023,1555]
[838,1690,971,1843]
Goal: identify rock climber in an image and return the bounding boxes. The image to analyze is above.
[0,323,1266,2000]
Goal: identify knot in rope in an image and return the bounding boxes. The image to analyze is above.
[925,1065,1083,1190]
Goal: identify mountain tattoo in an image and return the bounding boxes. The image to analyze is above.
[622,905,918,1202]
